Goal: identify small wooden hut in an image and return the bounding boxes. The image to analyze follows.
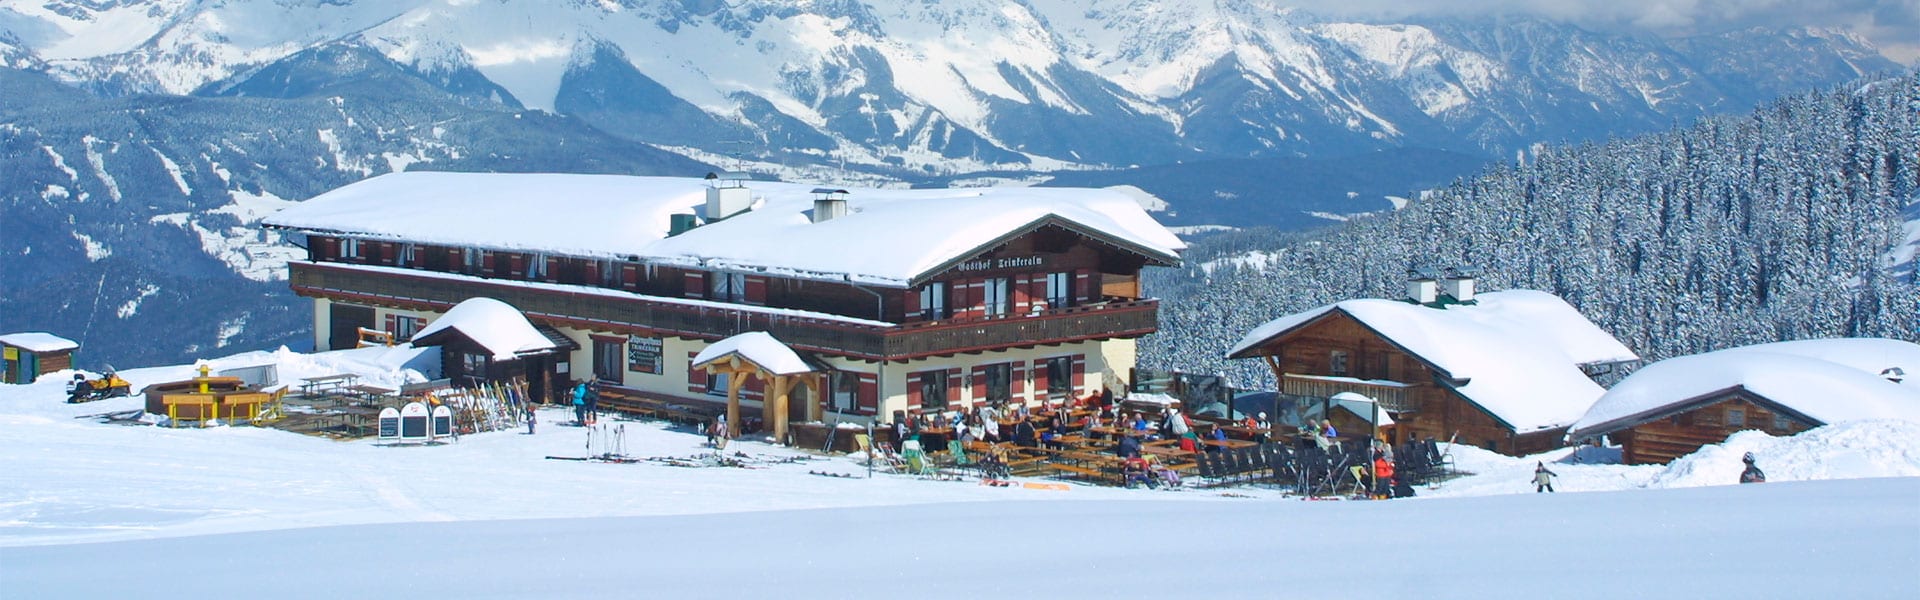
[1,332,78,385]
[691,332,825,444]
[408,298,577,403]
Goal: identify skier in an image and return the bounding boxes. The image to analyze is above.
[1739,452,1767,484]
[1373,454,1396,499]
[708,415,730,450]
[525,406,537,435]
[584,381,600,425]
[570,382,588,425]
[1533,461,1558,493]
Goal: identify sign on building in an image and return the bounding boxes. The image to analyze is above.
[628,335,663,374]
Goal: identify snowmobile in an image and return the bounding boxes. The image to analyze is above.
[67,370,132,403]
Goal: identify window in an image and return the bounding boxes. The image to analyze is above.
[390,316,426,342]
[529,253,548,279]
[920,370,950,411]
[983,277,1011,317]
[1773,414,1792,431]
[710,272,747,302]
[830,371,860,413]
[1046,272,1072,309]
[593,338,622,384]
[340,238,361,259]
[462,248,483,274]
[706,372,731,397]
[396,243,416,267]
[920,282,949,319]
[1330,351,1350,377]
[600,260,620,286]
[461,352,488,380]
[983,363,1012,403]
[1726,408,1746,427]
[1045,356,1072,399]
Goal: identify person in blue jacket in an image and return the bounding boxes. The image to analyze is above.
[571,381,588,425]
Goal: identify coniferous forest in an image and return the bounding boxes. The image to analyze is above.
[1143,72,1920,387]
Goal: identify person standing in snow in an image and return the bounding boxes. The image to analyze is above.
[1740,452,1767,484]
[1533,462,1558,493]
[584,381,600,425]
[525,406,537,435]
[570,382,588,425]
[708,415,730,450]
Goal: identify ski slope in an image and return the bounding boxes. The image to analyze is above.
[2,348,1917,598]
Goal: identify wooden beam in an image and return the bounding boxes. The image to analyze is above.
[726,370,747,438]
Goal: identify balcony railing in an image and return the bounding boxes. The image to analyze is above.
[1281,373,1419,413]
[290,261,1158,361]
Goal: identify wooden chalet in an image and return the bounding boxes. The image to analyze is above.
[406,298,579,403]
[1569,338,1920,464]
[1,332,78,385]
[1228,273,1638,456]
[263,172,1184,438]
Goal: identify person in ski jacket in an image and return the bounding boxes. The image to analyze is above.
[583,381,600,425]
[1373,455,1396,498]
[1740,452,1767,484]
[570,382,588,425]
[1533,462,1557,493]
[708,416,730,449]
[1013,419,1039,448]
[526,406,537,435]
[1166,410,1192,438]
[1116,433,1143,458]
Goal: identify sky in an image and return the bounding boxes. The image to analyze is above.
[1289,0,1920,64]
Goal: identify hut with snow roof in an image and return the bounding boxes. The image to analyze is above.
[1227,271,1639,456]
[263,171,1184,437]
[1568,338,1920,465]
[1,332,78,385]
[407,298,579,403]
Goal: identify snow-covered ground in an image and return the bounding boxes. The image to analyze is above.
[3,348,1917,598]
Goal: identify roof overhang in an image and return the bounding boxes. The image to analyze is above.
[1568,384,1827,440]
[906,215,1181,288]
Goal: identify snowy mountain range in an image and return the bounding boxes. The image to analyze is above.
[0,0,1907,369]
[3,0,1900,170]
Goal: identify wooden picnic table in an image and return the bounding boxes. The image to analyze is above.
[1141,445,1195,460]
[300,373,359,397]
[1200,438,1258,450]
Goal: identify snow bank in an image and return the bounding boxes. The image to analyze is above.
[1648,420,1920,488]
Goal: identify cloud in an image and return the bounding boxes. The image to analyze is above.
[1284,0,1920,62]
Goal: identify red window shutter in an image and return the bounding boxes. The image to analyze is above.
[447,248,461,267]
[383,314,396,333]
[683,272,705,298]
[904,289,922,320]
[971,366,987,404]
[744,276,768,305]
[686,351,705,393]
[547,256,563,281]
[1030,277,1050,310]
[1071,354,1086,395]
[318,237,339,259]
[1012,363,1026,398]
[509,254,526,277]
[1013,275,1031,313]
[622,265,639,289]
[1032,360,1050,398]
[481,251,496,272]
[946,368,962,406]
[584,260,600,285]
[1074,270,1092,304]
[907,373,923,410]
[858,374,879,415]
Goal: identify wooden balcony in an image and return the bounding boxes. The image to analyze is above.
[1281,373,1419,413]
[290,261,1158,361]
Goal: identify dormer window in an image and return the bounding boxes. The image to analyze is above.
[710,272,747,303]
[529,253,548,279]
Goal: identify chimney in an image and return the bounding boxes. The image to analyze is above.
[1406,268,1439,305]
[704,171,753,221]
[810,188,849,223]
[1443,266,1481,303]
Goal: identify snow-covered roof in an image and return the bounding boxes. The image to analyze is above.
[691,332,815,376]
[0,332,79,353]
[1228,290,1639,431]
[411,298,563,360]
[1570,338,1920,437]
[264,172,1184,287]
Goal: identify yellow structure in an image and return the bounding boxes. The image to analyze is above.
[144,366,278,428]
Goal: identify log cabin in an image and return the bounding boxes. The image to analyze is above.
[1227,272,1639,456]
[263,171,1184,435]
[1,332,78,385]
[1568,338,1920,464]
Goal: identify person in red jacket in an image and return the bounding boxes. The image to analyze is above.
[1373,455,1396,499]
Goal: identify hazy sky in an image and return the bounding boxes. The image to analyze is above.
[1288,0,1920,64]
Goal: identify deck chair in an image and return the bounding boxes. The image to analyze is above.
[1343,465,1371,497]
[946,439,972,471]
[901,440,935,476]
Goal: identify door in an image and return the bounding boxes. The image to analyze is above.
[328,304,376,351]
[789,381,811,423]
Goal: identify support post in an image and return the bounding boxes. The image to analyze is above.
[726,369,746,438]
